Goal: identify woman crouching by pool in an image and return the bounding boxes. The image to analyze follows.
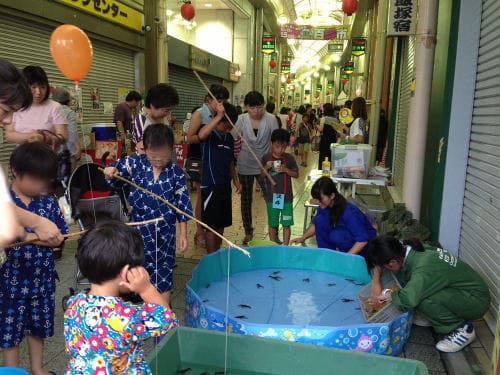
[291,176,376,256]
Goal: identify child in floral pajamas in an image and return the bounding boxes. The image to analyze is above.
[64,220,178,374]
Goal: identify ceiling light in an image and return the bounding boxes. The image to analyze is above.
[332,54,341,63]
[323,65,331,71]
[166,9,174,16]
[313,72,320,78]
[204,3,213,7]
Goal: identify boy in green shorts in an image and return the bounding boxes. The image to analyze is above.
[261,129,299,245]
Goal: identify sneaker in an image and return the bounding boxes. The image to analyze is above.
[435,322,476,352]
[413,311,432,327]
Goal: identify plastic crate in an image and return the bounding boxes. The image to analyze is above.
[330,143,372,178]
[357,271,403,323]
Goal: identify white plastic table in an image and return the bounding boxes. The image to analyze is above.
[307,170,387,198]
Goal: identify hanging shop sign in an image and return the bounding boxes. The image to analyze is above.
[190,46,211,73]
[327,80,334,89]
[328,42,344,52]
[59,0,143,31]
[280,62,291,74]
[344,61,354,75]
[387,0,416,36]
[229,63,241,82]
[316,84,323,92]
[262,36,276,53]
[279,24,350,40]
[351,38,366,56]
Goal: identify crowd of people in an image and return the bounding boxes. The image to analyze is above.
[0,58,491,374]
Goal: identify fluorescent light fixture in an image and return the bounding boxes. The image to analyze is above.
[204,3,213,7]
[313,72,319,78]
[277,15,288,25]
[166,9,174,16]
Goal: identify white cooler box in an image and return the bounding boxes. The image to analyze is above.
[330,143,372,178]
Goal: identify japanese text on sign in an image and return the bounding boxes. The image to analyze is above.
[60,0,143,31]
[387,0,416,36]
[279,24,350,40]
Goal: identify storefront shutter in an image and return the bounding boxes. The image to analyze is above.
[459,0,500,328]
[391,36,416,198]
[0,13,135,165]
[168,64,223,123]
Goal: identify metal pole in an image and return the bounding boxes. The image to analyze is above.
[403,0,439,219]
[368,0,389,166]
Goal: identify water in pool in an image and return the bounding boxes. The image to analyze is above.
[196,268,366,326]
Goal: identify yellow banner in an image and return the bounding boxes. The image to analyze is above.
[59,0,143,32]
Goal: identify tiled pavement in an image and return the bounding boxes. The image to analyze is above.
[0,153,494,374]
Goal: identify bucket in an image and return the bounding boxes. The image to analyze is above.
[0,368,28,375]
[91,123,117,140]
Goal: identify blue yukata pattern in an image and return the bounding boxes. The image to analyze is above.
[64,292,179,374]
[0,191,68,347]
[108,155,193,292]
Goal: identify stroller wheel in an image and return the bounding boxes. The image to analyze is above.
[61,287,76,311]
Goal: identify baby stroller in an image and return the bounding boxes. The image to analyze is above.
[61,158,129,309]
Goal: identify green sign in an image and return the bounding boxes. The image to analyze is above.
[351,38,366,56]
[316,84,323,92]
[328,42,344,52]
[327,80,334,89]
[280,61,291,74]
[262,36,276,53]
[344,61,354,74]
[340,71,349,80]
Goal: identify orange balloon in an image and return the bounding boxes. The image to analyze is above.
[50,24,93,84]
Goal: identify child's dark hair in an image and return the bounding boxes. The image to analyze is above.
[77,220,144,284]
[266,102,276,114]
[244,91,265,107]
[302,114,309,120]
[311,177,346,225]
[143,123,174,149]
[145,83,179,109]
[0,59,32,109]
[221,102,238,125]
[366,236,425,267]
[10,142,57,181]
[210,84,230,101]
[22,66,50,102]
[126,90,142,102]
[271,128,290,144]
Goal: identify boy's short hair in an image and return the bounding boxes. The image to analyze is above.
[0,59,32,110]
[210,84,229,101]
[126,90,142,102]
[143,123,174,149]
[145,84,179,109]
[271,128,290,144]
[77,220,144,284]
[244,91,265,107]
[22,66,50,101]
[220,102,238,125]
[10,142,57,181]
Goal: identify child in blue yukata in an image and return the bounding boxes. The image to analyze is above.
[0,142,68,375]
[198,101,241,253]
[64,220,179,374]
[104,124,193,304]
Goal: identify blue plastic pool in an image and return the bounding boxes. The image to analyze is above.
[186,246,412,356]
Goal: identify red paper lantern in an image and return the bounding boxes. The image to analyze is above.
[326,91,330,95]
[286,78,292,84]
[269,59,277,68]
[342,0,358,16]
[341,78,349,85]
[181,1,195,20]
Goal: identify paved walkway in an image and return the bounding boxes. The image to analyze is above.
[0,152,494,374]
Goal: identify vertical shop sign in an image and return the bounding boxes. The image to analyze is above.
[387,0,416,36]
[262,37,276,53]
[351,38,366,56]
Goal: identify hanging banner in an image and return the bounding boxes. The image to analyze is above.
[262,36,276,53]
[387,0,416,36]
[351,38,367,56]
[59,0,143,31]
[327,80,334,89]
[279,24,350,40]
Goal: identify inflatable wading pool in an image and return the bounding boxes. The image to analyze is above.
[186,245,412,356]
